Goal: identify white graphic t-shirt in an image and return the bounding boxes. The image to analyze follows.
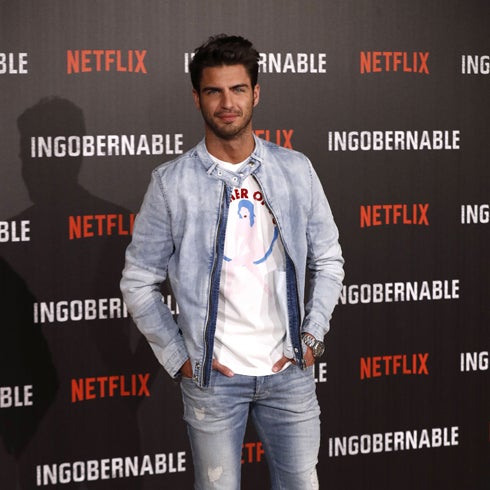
[211,155,288,376]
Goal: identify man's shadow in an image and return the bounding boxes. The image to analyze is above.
[1,97,167,488]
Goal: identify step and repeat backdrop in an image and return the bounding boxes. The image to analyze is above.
[1,1,488,488]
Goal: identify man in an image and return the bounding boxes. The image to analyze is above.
[121,34,344,490]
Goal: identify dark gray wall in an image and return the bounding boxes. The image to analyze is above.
[1,1,488,488]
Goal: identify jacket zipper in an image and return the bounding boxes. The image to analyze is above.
[253,175,305,368]
[201,182,230,386]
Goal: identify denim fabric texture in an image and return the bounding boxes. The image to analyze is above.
[181,364,321,490]
[121,135,344,387]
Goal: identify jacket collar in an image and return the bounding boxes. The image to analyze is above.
[194,134,265,174]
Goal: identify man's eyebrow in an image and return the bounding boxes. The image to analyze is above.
[201,83,249,92]
[201,85,220,91]
[231,83,249,89]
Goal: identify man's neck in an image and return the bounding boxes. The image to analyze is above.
[205,130,255,164]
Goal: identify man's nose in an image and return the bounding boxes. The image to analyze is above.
[220,90,233,108]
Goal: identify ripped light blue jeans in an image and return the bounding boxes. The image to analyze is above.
[180,364,321,490]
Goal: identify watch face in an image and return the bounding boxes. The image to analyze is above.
[313,342,325,358]
[303,334,325,358]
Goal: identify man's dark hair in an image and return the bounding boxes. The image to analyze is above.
[189,34,259,91]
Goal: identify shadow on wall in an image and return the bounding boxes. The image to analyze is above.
[0,257,58,457]
[1,97,167,488]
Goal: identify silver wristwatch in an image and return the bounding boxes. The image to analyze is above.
[301,333,325,358]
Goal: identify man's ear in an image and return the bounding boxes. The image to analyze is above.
[253,84,260,107]
[192,89,201,110]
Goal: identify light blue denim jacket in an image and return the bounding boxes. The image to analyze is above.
[120,135,344,387]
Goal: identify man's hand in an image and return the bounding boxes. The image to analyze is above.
[302,346,316,367]
[272,355,292,373]
[180,359,234,379]
[271,347,316,373]
[212,359,234,377]
[180,359,194,379]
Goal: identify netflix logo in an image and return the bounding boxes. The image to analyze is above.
[360,204,429,228]
[360,353,429,380]
[360,51,429,74]
[67,50,147,74]
[254,129,294,149]
[68,213,135,239]
[71,373,150,402]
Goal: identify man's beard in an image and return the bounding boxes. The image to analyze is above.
[203,106,254,141]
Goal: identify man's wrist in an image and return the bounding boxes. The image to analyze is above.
[179,359,193,379]
[301,333,325,358]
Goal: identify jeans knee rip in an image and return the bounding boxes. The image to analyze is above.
[208,466,223,483]
[310,469,319,490]
[194,407,205,420]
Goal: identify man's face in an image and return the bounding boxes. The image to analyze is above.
[193,64,260,141]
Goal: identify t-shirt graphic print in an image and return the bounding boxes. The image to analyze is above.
[214,173,288,376]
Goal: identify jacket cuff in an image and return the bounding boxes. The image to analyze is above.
[161,338,189,379]
[301,319,328,341]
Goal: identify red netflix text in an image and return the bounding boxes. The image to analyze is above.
[68,213,135,239]
[360,353,429,380]
[67,50,147,74]
[360,204,429,228]
[254,129,294,149]
[71,373,150,402]
[360,51,429,74]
